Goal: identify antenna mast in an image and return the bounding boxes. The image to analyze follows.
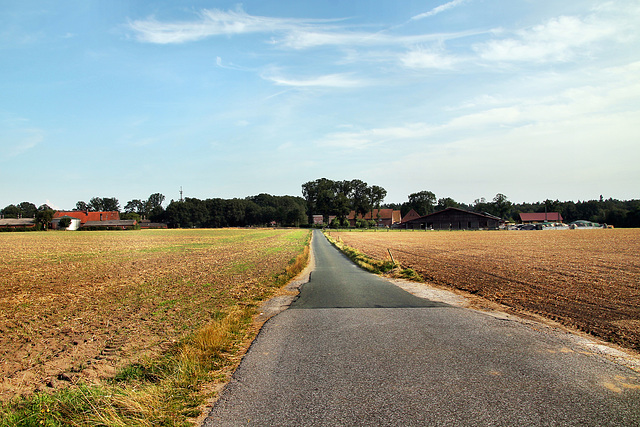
[180,186,184,203]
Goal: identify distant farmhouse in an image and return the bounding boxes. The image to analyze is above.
[52,211,137,230]
[0,217,36,230]
[401,207,501,230]
[348,209,402,227]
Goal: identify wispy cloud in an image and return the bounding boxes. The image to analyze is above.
[128,7,337,44]
[276,29,479,50]
[262,71,367,88]
[411,0,468,21]
[1,128,44,158]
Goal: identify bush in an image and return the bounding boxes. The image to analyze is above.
[58,217,72,229]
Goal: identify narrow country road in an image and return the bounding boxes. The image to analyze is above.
[203,230,640,426]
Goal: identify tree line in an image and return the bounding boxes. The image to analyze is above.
[2,184,639,228]
[382,192,640,227]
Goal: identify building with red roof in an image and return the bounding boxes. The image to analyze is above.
[519,212,563,223]
[348,209,401,227]
[52,211,120,226]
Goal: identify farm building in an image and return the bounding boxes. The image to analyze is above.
[51,216,82,230]
[401,209,421,223]
[53,211,120,226]
[348,209,402,227]
[519,212,563,223]
[83,220,138,230]
[312,215,336,225]
[139,220,168,229]
[401,207,500,230]
[0,218,36,229]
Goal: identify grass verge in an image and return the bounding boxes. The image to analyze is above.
[323,232,422,281]
[1,231,312,427]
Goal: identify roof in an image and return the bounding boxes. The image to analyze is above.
[348,209,401,221]
[519,212,563,222]
[0,218,36,226]
[83,220,137,227]
[54,211,120,224]
[407,207,501,222]
[401,209,421,223]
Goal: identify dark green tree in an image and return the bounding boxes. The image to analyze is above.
[408,191,436,216]
[35,204,55,230]
[492,193,512,219]
[1,204,20,218]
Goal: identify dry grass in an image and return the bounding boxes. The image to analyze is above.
[0,228,310,426]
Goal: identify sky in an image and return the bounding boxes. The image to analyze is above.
[1,0,639,210]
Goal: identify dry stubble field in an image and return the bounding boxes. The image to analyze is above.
[331,229,640,352]
[0,228,309,402]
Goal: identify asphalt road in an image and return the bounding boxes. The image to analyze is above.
[203,230,640,426]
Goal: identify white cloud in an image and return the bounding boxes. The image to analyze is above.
[474,15,618,63]
[411,0,467,21]
[317,61,640,161]
[400,47,459,69]
[262,72,366,88]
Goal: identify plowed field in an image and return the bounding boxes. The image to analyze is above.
[330,229,640,352]
[0,228,309,401]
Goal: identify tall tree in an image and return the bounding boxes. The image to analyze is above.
[75,201,89,211]
[351,179,371,218]
[368,185,387,221]
[146,193,165,211]
[35,204,55,230]
[492,193,512,219]
[408,191,436,216]
[124,199,144,214]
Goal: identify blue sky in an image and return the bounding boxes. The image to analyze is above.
[1,0,639,209]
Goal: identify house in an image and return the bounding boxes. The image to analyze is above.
[519,212,563,224]
[51,216,82,230]
[401,209,421,223]
[83,220,137,230]
[401,207,500,230]
[348,209,402,227]
[312,215,336,225]
[0,218,36,229]
[53,211,120,226]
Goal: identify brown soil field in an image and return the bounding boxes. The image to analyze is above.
[0,228,309,402]
[330,229,640,352]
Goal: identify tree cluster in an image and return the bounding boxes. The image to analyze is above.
[75,197,120,212]
[162,194,307,228]
[301,178,387,224]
